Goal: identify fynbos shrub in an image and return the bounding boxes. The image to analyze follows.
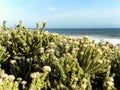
[0,21,119,90]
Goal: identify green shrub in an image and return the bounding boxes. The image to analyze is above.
[0,21,119,90]
[110,45,120,89]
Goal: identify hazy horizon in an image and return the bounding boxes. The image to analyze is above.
[0,0,120,28]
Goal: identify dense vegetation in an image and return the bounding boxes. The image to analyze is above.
[0,21,120,90]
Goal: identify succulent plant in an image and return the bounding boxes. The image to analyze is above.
[0,21,119,90]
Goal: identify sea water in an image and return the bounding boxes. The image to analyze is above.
[46,28,120,45]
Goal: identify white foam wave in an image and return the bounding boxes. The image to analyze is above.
[70,35,120,45]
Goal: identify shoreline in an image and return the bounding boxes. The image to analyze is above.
[70,35,120,45]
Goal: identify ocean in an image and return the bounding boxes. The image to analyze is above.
[45,28,120,45]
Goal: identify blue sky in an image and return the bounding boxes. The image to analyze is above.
[0,0,120,28]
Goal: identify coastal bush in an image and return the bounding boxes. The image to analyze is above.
[0,21,119,90]
[110,45,120,89]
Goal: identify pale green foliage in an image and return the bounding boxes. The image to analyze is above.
[0,68,19,90]
[0,21,119,90]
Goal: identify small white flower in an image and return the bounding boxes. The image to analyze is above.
[89,44,95,48]
[72,50,76,54]
[66,53,72,58]
[43,21,47,25]
[106,81,114,86]
[7,41,12,44]
[30,73,37,79]
[14,56,21,59]
[21,80,27,85]
[75,48,79,50]
[71,85,76,89]
[46,49,55,53]
[65,44,70,49]
[69,40,73,43]
[74,41,79,45]
[106,60,111,63]
[83,36,90,41]
[83,78,88,82]
[81,83,87,89]
[49,42,57,48]
[62,38,67,43]
[60,42,63,45]
[79,38,83,41]
[0,78,3,86]
[8,75,15,81]
[46,53,50,57]
[97,60,103,64]
[43,66,51,72]
[74,77,79,81]
[39,47,44,53]
[0,46,2,49]
[101,46,108,51]
[51,33,59,36]
[49,42,55,46]
[84,36,89,39]
[17,77,22,82]
[10,60,16,64]
[83,44,87,48]
[1,74,8,79]
[108,77,114,82]
[97,49,102,55]
[80,52,84,55]
[26,58,30,62]
[30,72,40,78]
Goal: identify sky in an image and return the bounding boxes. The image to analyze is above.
[0,0,120,28]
